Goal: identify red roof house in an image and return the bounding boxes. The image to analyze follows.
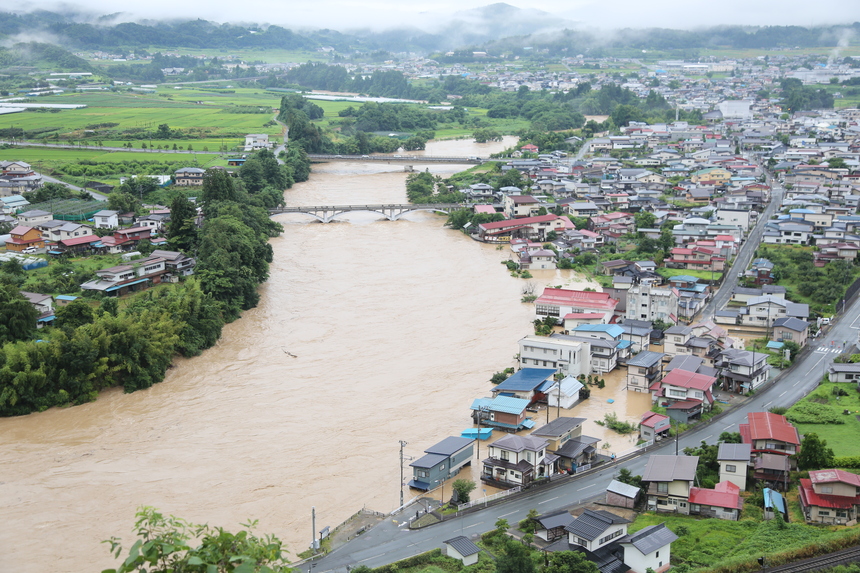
[688,481,743,520]
[739,412,800,458]
[799,471,860,524]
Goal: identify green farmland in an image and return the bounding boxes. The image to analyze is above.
[0,88,286,151]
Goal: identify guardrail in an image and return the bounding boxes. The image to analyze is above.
[457,486,521,511]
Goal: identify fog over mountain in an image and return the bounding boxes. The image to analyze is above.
[13,0,859,34]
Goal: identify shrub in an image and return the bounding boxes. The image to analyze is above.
[786,401,845,424]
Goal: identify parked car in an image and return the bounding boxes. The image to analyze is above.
[22,247,37,254]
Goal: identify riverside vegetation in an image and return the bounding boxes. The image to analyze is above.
[0,149,310,416]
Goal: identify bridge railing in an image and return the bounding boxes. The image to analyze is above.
[307,154,484,163]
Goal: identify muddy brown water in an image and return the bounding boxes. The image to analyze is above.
[0,137,649,572]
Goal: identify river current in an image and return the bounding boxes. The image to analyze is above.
[0,137,650,572]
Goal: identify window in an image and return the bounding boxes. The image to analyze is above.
[657,483,668,494]
[820,486,833,494]
[725,464,737,473]
[656,552,660,558]
[500,450,509,461]
[819,511,830,516]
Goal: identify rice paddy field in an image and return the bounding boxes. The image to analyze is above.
[0,88,286,150]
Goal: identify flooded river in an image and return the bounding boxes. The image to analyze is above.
[0,137,648,573]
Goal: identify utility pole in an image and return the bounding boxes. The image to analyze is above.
[311,506,316,552]
[399,440,407,507]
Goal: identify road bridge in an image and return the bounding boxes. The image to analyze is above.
[307,154,485,164]
[268,203,461,223]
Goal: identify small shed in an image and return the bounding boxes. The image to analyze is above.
[763,488,788,522]
[606,479,641,509]
[534,510,575,542]
[443,536,480,565]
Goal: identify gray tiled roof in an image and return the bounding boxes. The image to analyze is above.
[444,535,480,557]
[564,509,630,541]
[626,351,664,368]
[717,442,751,462]
[531,417,586,438]
[536,510,575,530]
[618,523,677,555]
[606,479,641,499]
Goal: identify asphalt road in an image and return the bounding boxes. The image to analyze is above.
[39,172,107,201]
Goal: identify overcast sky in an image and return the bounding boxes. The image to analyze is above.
[23,0,860,31]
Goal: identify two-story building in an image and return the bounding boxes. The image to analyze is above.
[626,351,664,393]
[716,348,771,393]
[503,195,542,219]
[6,225,44,252]
[642,455,699,513]
[717,442,752,491]
[79,254,170,296]
[531,417,599,472]
[407,436,475,491]
[92,210,119,229]
[174,167,206,186]
[739,412,801,459]
[535,288,618,324]
[799,469,860,525]
[481,434,556,487]
[652,369,717,419]
[518,335,590,377]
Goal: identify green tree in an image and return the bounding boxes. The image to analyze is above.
[167,195,198,254]
[200,168,243,211]
[544,551,600,573]
[452,479,476,503]
[54,299,95,329]
[0,284,38,345]
[107,192,142,215]
[635,211,656,230]
[796,433,836,470]
[496,540,535,573]
[104,506,291,573]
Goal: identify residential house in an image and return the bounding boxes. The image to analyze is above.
[606,480,642,509]
[42,222,93,243]
[6,226,44,252]
[626,284,679,324]
[407,436,475,491]
[688,481,743,520]
[518,335,590,377]
[504,195,542,219]
[753,453,791,491]
[716,348,770,393]
[491,368,556,403]
[739,296,809,328]
[518,248,557,270]
[718,442,752,491]
[443,537,481,566]
[174,167,206,186]
[616,523,677,573]
[92,210,119,229]
[470,396,535,432]
[663,325,693,357]
[243,133,272,151]
[481,433,556,487]
[535,288,618,324]
[652,369,717,420]
[619,321,654,353]
[828,363,860,383]
[772,317,809,347]
[626,351,664,393]
[739,411,801,458]
[559,509,630,554]
[570,324,632,370]
[642,455,699,513]
[79,254,169,296]
[476,214,568,242]
[16,209,52,226]
[531,416,599,472]
[150,250,196,277]
[544,375,585,410]
[96,226,153,254]
[799,469,860,525]
[665,246,725,273]
[639,412,671,442]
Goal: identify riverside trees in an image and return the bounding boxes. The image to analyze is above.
[0,166,282,416]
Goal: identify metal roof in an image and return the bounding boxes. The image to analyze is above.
[444,536,480,557]
[425,436,474,457]
[531,416,586,438]
[618,523,678,555]
[626,351,664,368]
[492,368,557,393]
[642,455,699,482]
[606,479,641,499]
[717,442,751,461]
[537,510,575,530]
[564,509,630,541]
[409,452,447,469]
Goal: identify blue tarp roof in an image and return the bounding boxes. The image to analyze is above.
[573,324,624,338]
[764,488,786,514]
[766,341,784,349]
[493,368,555,393]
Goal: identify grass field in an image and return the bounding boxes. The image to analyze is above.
[657,267,723,281]
[630,510,836,569]
[787,382,860,457]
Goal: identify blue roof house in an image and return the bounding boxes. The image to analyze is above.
[408,436,475,491]
[470,396,535,431]
[491,368,556,402]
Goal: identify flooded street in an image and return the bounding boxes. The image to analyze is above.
[1,137,646,573]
